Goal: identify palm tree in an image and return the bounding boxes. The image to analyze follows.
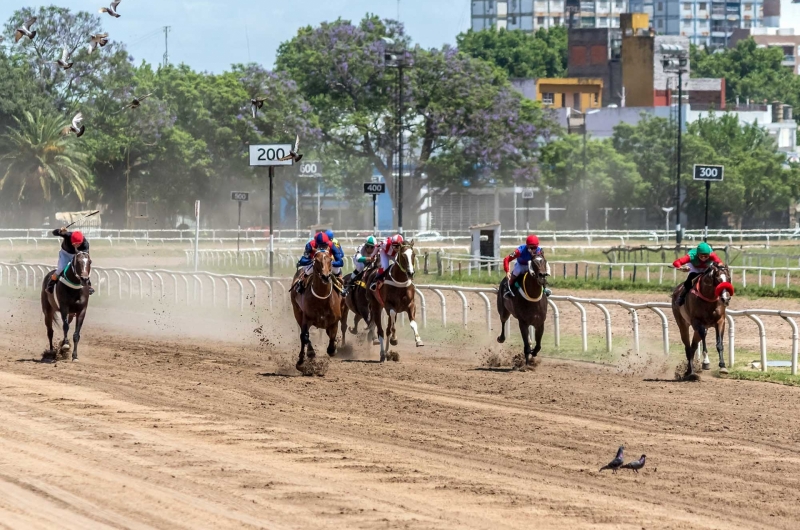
[0,110,91,206]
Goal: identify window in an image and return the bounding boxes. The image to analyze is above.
[683,2,691,9]
[593,93,599,104]
[744,2,752,9]
[699,19,708,26]
[657,2,663,10]
[683,19,691,26]
[699,2,707,8]
[553,16,562,25]
[598,16,609,26]
[542,92,554,105]
[615,0,624,8]
[537,15,545,24]
[658,18,664,28]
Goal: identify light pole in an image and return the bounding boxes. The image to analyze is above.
[567,108,599,231]
[662,206,674,243]
[382,37,411,235]
[661,44,689,247]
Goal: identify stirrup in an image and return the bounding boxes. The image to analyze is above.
[544,288,552,297]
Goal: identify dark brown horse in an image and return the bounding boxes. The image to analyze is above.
[672,262,734,380]
[340,266,376,345]
[496,254,549,366]
[41,251,92,361]
[365,242,423,362]
[290,251,342,370]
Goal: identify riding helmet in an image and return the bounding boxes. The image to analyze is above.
[325,229,335,241]
[526,234,539,246]
[697,242,712,254]
[391,234,404,245]
[365,235,377,246]
[314,232,330,246]
[71,231,84,245]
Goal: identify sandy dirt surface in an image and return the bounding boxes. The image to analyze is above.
[1,294,800,530]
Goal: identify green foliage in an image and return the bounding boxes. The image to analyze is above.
[456,27,568,79]
[691,39,800,108]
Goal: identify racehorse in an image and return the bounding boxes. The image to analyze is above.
[340,267,376,345]
[365,241,423,362]
[40,251,92,361]
[672,262,734,380]
[290,251,342,371]
[496,254,549,366]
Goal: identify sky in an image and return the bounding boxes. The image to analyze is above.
[1,0,472,73]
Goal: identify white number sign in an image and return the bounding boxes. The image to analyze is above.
[249,144,293,166]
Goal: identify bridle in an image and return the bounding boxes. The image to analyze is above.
[310,252,333,299]
[695,263,733,305]
[528,255,549,286]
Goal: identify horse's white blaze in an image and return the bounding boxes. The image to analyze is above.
[403,248,414,275]
[720,274,727,283]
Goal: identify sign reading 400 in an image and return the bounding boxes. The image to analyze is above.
[249,144,293,166]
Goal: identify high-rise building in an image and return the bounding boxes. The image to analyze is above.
[470,0,630,32]
[628,0,764,47]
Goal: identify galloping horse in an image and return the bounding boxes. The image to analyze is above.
[672,262,734,379]
[41,251,92,361]
[340,267,376,345]
[496,254,549,366]
[365,241,423,362]
[290,251,342,370]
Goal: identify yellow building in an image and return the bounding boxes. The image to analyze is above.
[533,78,603,111]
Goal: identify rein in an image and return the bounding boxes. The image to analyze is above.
[384,263,413,288]
[310,278,333,300]
[59,262,83,290]
[690,270,734,303]
[517,272,544,302]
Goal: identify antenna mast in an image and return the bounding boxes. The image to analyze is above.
[163,26,171,68]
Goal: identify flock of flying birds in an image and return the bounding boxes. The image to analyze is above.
[4,0,305,162]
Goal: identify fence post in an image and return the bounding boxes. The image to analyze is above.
[746,314,767,372]
[547,298,560,348]
[594,303,612,353]
[476,292,491,333]
[432,289,447,327]
[627,308,640,355]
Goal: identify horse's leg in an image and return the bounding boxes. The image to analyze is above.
[60,307,72,356]
[715,321,728,374]
[518,319,532,365]
[350,315,361,335]
[71,309,86,361]
[44,308,55,354]
[531,322,544,360]
[326,324,337,356]
[685,328,702,379]
[296,324,309,370]
[340,304,348,346]
[372,305,386,362]
[407,301,423,347]
[496,291,510,343]
[698,325,711,370]
[388,309,399,346]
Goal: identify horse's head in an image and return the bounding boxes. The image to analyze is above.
[528,254,549,286]
[396,241,416,280]
[74,251,92,286]
[702,262,733,306]
[313,251,332,283]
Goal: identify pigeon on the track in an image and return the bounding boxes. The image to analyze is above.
[100,0,122,18]
[88,33,109,54]
[621,455,646,474]
[278,134,303,163]
[599,446,624,474]
[14,17,37,42]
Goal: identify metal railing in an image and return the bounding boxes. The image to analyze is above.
[1,262,796,375]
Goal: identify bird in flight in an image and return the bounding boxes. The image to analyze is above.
[250,97,267,118]
[14,17,37,42]
[620,455,646,474]
[599,446,625,474]
[89,33,109,54]
[99,0,122,18]
[279,135,303,163]
[122,93,152,111]
[56,47,74,70]
[62,112,86,138]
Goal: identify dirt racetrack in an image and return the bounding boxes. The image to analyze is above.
[1,294,800,530]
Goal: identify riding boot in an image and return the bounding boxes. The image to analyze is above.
[504,274,518,298]
[88,279,95,296]
[544,288,552,297]
[677,290,687,306]
[46,274,57,294]
[295,274,306,294]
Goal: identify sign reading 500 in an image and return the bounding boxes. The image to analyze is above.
[249,144,293,166]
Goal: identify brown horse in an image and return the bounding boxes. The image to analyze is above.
[672,262,734,380]
[340,266,376,345]
[290,251,342,370]
[41,251,92,361]
[496,254,549,366]
[365,242,423,362]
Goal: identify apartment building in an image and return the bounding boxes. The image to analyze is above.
[470,0,630,32]
[628,0,764,47]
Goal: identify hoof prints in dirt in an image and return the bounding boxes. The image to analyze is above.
[297,356,330,377]
[674,357,705,381]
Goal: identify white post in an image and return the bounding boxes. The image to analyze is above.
[193,200,200,272]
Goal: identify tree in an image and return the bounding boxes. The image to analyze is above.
[456,26,567,79]
[0,109,91,224]
[275,15,552,221]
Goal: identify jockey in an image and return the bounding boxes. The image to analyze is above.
[325,230,345,278]
[353,235,379,275]
[503,234,551,298]
[295,232,330,293]
[48,227,94,295]
[672,241,723,306]
[370,234,404,290]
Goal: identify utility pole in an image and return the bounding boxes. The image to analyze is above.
[163,26,171,68]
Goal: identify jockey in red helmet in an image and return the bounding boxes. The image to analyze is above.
[370,234,404,290]
[503,234,551,298]
[48,227,94,295]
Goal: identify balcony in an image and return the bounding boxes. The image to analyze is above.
[783,55,796,66]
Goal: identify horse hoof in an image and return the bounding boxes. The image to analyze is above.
[683,372,701,382]
[389,338,398,346]
[702,362,711,371]
[61,342,71,352]
[349,328,358,335]
[295,362,303,371]
[496,336,505,344]
[72,356,78,362]
[719,366,729,375]
[372,340,381,346]
[379,352,386,363]
[327,348,336,356]
[416,341,424,348]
